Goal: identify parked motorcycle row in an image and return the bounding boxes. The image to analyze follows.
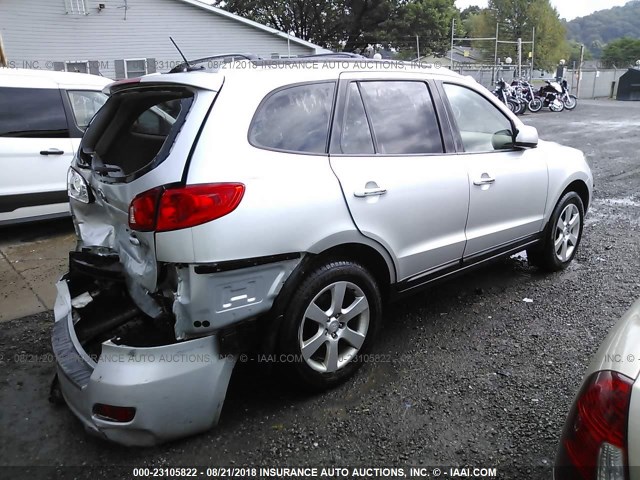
[492,78,577,114]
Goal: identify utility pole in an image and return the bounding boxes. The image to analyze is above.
[517,37,522,78]
[576,44,585,98]
[450,18,455,68]
[416,35,420,60]
[531,27,535,79]
[492,23,499,83]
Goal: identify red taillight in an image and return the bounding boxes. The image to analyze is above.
[92,403,136,423]
[129,187,162,231]
[128,183,245,233]
[556,370,633,480]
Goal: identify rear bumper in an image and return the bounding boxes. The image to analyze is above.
[52,279,236,446]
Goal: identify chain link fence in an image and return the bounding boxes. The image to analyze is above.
[447,64,627,99]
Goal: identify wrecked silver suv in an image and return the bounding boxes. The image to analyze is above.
[52,59,593,446]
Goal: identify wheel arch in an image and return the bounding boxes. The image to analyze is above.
[561,179,590,212]
[272,240,395,320]
[540,178,590,240]
[311,243,394,299]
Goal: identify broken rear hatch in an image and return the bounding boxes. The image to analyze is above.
[68,74,222,317]
[52,74,237,446]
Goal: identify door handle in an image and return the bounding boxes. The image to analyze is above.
[40,148,65,156]
[473,175,496,186]
[354,187,387,197]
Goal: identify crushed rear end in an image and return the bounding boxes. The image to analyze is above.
[52,73,248,445]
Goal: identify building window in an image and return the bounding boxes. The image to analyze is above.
[65,61,89,73]
[65,0,88,15]
[124,59,148,78]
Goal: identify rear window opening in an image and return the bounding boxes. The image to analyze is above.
[78,87,195,181]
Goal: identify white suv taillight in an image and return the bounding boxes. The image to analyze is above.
[67,167,91,204]
[128,183,245,232]
[556,370,632,480]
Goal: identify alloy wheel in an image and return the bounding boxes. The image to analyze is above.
[298,281,370,373]
[554,203,581,262]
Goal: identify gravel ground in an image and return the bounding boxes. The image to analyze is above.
[0,99,639,479]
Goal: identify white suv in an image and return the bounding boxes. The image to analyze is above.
[52,57,593,445]
[0,68,110,225]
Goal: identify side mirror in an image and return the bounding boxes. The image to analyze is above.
[514,125,538,148]
[491,129,514,150]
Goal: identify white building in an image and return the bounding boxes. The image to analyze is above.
[0,0,329,79]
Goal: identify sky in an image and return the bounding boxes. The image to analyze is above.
[455,0,631,21]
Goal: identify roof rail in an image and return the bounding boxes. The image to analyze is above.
[168,53,261,73]
[296,52,366,59]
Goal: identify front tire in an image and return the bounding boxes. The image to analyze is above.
[528,97,543,112]
[564,94,577,110]
[279,260,382,391]
[527,192,584,272]
[549,98,565,112]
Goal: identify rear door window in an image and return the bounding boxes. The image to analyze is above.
[358,81,443,154]
[340,83,375,155]
[249,82,335,154]
[0,87,69,138]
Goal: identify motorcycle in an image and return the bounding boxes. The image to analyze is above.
[536,80,565,112]
[511,79,543,113]
[559,79,577,110]
[492,79,519,113]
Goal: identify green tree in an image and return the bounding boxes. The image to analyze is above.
[386,0,459,58]
[526,0,568,70]
[341,0,396,51]
[468,0,568,70]
[460,5,481,20]
[601,37,640,67]
[214,0,459,56]
[463,10,496,60]
[566,41,592,66]
[212,0,394,52]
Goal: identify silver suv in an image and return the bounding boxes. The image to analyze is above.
[53,57,593,446]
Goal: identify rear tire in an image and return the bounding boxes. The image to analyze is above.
[278,260,382,391]
[527,192,584,272]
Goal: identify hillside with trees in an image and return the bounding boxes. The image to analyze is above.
[565,0,640,57]
[601,37,640,67]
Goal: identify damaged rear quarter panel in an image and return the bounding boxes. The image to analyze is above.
[172,257,301,340]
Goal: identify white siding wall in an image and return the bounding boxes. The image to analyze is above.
[0,0,316,79]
